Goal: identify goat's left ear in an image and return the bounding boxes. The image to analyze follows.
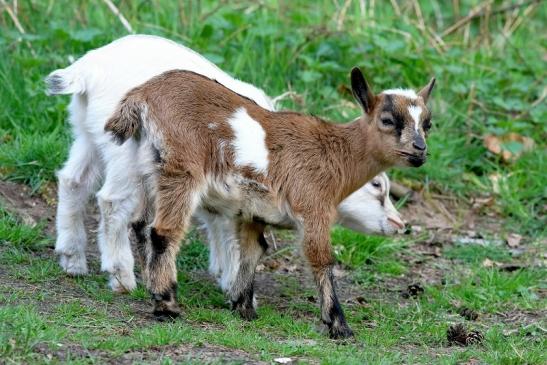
[418,77,436,103]
[351,67,375,114]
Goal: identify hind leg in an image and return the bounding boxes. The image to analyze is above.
[129,176,155,278]
[144,172,204,320]
[229,222,267,321]
[96,151,141,293]
[55,99,102,275]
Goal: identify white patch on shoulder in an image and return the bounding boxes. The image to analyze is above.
[383,89,418,99]
[227,107,269,174]
[208,123,217,130]
[408,105,422,132]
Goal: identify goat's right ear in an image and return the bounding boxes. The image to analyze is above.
[351,67,375,114]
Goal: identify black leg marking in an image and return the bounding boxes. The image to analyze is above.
[131,220,147,243]
[152,282,180,321]
[321,267,354,339]
[131,219,147,269]
[150,227,168,255]
[231,282,257,321]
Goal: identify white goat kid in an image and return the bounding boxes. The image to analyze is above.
[46,35,403,293]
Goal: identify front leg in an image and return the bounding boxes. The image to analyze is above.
[301,212,353,339]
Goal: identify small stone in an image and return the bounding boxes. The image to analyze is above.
[506,233,522,248]
[274,357,293,364]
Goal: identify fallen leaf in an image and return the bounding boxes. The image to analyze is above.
[482,258,494,268]
[471,196,495,210]
[503,328,519,336]
[484,135,502,154]
[506,233,522,248]
[488,173,502,194]
[483,133,535,162]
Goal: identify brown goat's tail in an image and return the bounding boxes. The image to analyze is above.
[105,95,146,144]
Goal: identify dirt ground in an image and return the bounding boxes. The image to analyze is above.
[0,180,544,364]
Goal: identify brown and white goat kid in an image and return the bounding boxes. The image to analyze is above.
[106,68,435,338]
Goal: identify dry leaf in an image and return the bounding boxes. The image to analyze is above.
[482,258,494,268]
[506,233,522,248]
[472,196,495,210]
[484,133,535,162]
[489,173,502,194]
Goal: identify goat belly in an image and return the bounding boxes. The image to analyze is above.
[200,176,293,227]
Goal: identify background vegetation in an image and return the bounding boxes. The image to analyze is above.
[1,0,545,364]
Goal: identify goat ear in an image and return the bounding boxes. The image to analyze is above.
[351,67,375,114]
[418,77,436,103]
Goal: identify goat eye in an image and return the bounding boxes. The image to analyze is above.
[372,181,381,189]
[381,118,394,127]
[423,119,432,131]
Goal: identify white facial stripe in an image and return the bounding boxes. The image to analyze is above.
[383,89,417,99]
[227,107,269,174]
[408,105,423,132]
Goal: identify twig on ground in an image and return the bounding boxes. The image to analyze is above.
[505,2,540,39]
[389,0,401,17]
[101,0,134,34]
[389,181,418,202]
[441,1,492,38]
[269,228,278,251]
[466,82,476,144]
[429,197,456,224]
[411,0,446,53]
[336,0,352,31]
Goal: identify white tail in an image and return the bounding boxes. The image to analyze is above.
[45,66,85,95]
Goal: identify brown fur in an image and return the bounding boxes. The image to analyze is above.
[105,68,435,338]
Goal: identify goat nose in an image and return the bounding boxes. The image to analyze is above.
[413,134,426,151]
[413,141,426,151]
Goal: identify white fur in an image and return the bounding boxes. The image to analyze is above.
[48,35,403,295]
[383,89,418,99]
[337,173,403,235]
[227,108,269,174]
[408,105,423,132]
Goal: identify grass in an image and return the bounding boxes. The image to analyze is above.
[1,0,546,364]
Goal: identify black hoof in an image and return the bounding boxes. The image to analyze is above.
[237,306,258,321]
[329,325,354,339]
[231,300,258,321]
[153,308,180,322]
